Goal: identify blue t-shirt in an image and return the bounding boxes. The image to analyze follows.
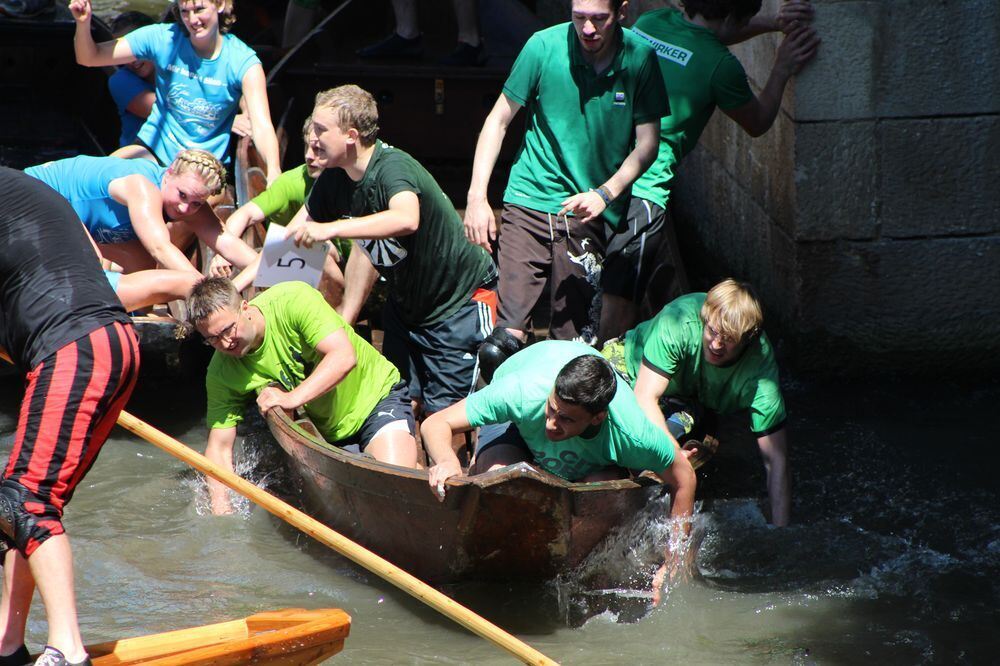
[25,156,166,244]
[125,23,260,165]
[108,68,155,147]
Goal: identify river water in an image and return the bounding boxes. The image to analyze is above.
[0,370,996,665]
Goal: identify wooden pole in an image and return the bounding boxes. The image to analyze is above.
[114,411,559,665]
[0,350,557,663]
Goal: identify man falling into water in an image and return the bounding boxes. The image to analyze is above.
[0,167,141,666]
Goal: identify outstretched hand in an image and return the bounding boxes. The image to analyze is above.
[776,0,815,33]
[256,386,297,416]
[287,221,333,248]
[463,200,497,252]
[69,0,92,22]
[776,23,822,75]
[427,461,462,502]
[209,254,234,278]
[558,190,607,223]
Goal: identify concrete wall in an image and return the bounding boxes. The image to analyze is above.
[669,0,1000,375]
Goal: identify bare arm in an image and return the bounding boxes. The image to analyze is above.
[115,269,200,311]
[290,191,420,246]
[633,363,676,439]
[718,0,816,45]
[558,120,660,222]
[757,428,790,526]
[722,24,820,137]
[124,90,155,119]
[256,328,356,414]
[337,247,379,325]
[240,65,282,185]
[184,208,259,268]
[209,202,265,276]
[650,449,697,604]
[205,426,238,514]
[108,175,201,274]
[424,400,475,498]
[464,94,522,251]
[70,0,136,66]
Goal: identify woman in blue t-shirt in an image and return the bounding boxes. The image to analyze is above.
[70,0,281,184]
[25,150,258,275]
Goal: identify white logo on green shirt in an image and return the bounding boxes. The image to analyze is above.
[632,29,693,67]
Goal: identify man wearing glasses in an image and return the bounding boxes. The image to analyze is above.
[600,278,791,525]
[187,277,419,514]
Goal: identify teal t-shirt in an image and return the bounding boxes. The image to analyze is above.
[465,340,675,481]
[306,140,494,327]
[630,8,754,206]
[624,293,786,434]
[502,23,669,229]
[205,281,400,442]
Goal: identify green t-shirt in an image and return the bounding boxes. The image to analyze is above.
[624,293,786,434]
[306,140,494,327]
[502,23,669,229]
[205,281,400,442]
[630,8,754,207]
[465,340,675,481]
[252,164,313,228]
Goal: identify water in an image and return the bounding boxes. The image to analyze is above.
[0,371,996,664]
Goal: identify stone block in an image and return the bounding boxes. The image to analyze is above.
[879,116,1000,237]
[792,119,879,241]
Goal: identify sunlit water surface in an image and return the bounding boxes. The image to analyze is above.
[0,370,996,665]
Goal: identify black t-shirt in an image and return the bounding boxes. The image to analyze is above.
[0,167,130,372]
[306,141,494,327]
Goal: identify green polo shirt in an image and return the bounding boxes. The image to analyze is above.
[502,23,669,230]
[465,340,675,481]
[624,293,786,435]
[630,8,754,207]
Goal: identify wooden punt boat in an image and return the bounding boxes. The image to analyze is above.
[80,608,350,665]
[265,406,718,584]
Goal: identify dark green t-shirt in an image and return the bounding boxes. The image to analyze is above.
[624,293,786,434]
[465,340,675,481]
[502,23,669,229]
[630,8,754,206]
[306,141,493,326]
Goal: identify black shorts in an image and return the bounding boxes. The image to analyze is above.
[338,382,415,452]
[602,197,667,303]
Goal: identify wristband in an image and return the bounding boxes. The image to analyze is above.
[589,186,613,206]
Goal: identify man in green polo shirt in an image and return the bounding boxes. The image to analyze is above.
[600,0,820,339]
[424,339,696,599]
[189,278,419,515]
[286,85,497,418]
[604,278,790,525]
[466,0,669,377]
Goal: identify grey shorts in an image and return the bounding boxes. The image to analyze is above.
[602,197,666,303]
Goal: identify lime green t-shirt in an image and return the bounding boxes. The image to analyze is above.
[465,340,675,481]
[252,164,312,228]
[502,23,669,230]
[630,8,754,207]
[306,140,493,327]
[624,293,786,434]
[205,281,400,442]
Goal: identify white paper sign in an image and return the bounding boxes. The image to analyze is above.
[253,223,329,289]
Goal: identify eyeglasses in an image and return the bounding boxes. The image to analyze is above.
[704,323,736,345]
[202,310,241,347]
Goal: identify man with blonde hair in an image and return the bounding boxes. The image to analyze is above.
[602,278,790,525]
[285,85,497,419]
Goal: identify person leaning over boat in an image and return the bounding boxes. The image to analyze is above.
[24,151,258,276]
[602,279,790,525]
[599,0,821,339]
[208,117,350,308]
[466,0,668,375]
[285,85,497,419]
[187,277,419,515]
[424,340,696,600]
[69,0,282,183]
[0,167,140,666]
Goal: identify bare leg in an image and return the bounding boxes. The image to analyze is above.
[451,0,480,45]
[391,0,419,38]
[337,249,379,326]
[0,549,34,655]
[26,535,87,662]
[599,293,640,343]
[116,270,201,312]
[468,442,531,474]
[365,427,418,468]
[98,240,158,273]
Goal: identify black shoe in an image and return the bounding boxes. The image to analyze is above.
[477,328,525,384]
[357,32,423,59]
[0,644,30,666]
[438,40,486,67]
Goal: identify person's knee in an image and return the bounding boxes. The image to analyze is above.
[0,480,60,557]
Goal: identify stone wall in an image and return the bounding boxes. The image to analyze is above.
[670,0,1000,375]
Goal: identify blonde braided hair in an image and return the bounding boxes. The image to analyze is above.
[170,149,227,196]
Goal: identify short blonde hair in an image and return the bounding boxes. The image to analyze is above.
[170,149,227,196]
[186,276,241,327]
[314,85,379,147]
[700,278,763,343]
